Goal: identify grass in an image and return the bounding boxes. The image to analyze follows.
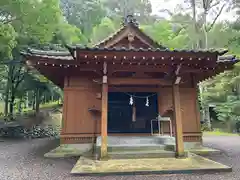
[0,101,62,122]
[203,130,240,136]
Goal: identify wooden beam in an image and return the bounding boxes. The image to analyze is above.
[108,78,173,86]
[109,86,161,92]
[100,62,108,159]
[77,50,216,60]
[172,85,185,157]
[108,64,172,74]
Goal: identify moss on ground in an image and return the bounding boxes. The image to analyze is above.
[203,131,239,136]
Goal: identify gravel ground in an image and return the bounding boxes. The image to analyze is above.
[0,136,239,180]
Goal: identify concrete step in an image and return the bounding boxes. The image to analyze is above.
[96,136,175,146]
[96,144,176,152]
[107,144,166,152]
[108,150,176,159]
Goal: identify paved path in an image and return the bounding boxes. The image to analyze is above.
[0,136,239,180]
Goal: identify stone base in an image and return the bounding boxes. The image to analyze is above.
[45,136,219,159]
[71,153,232,175]
[44,144,93,158]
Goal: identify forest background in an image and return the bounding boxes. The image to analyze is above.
[1,0,240,132]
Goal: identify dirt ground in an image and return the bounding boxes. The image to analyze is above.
[0,136,239,180]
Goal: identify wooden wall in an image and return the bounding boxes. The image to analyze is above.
[61,76,101,144]
[61,76,202,144]
[158,87,201,142]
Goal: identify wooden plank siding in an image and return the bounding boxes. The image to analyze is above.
[60,76,202,144]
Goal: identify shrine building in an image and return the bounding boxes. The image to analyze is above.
[21,15,238,159]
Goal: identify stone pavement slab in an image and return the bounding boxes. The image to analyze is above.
[71,153,232,176]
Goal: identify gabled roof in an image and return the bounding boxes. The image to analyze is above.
[94,15,167,49]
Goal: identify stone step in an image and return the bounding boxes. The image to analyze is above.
[107,144,166,152]
[108,150,176,159]
[96,136,175,146]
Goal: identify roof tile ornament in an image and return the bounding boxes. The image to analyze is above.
[123,15,139,27]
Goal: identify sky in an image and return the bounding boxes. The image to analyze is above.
[149,0,237,22]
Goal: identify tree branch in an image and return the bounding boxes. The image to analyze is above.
[207,3,226,32]
[209,1,221,9]
[158,9,174,16]
[13,70,27,91]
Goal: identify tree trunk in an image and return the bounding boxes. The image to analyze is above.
[32,91,36,110]
[4,86,9,117]
[202,10,208,49]
[191,0,198,49]
[35,88,40,114]
[226,120,232,133]
[199,84,211,129]
[4,65,12,117]
[204,106,211,130]
[9,94,15,120]
[25,91,28,109]
[18,98,23,113]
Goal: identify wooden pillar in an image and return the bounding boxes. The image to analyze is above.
[172,85,185,157]
[192,74,202,142]
[100,62,108,159]
[132,102,136,122]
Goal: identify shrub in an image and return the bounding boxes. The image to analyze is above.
[23,125,59,139]
[201,122,212,131]
[0,124,60,139]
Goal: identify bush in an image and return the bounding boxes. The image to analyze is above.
[201,122,212,131]
[26,125,59,138]
[0,124,60,139]
[0,126,25,138]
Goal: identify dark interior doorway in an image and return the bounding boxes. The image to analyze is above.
[108,92,158,133]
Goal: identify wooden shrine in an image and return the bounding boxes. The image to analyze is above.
[22,15,238,158]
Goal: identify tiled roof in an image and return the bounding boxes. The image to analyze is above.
[67,45,228,56]
[22,47,238,64]
[217,55,239,62]
[21,48,73,60]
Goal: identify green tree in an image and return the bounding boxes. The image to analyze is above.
[0,24,17,59]
[60,0,106,40]
[90,17,118,45]
[102,0,154,24]
[0,0,64,117]
[201,69,240,132]
[142,20,190,49]
[52,21,88,45]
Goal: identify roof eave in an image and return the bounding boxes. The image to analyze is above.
[218,49,228,56]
